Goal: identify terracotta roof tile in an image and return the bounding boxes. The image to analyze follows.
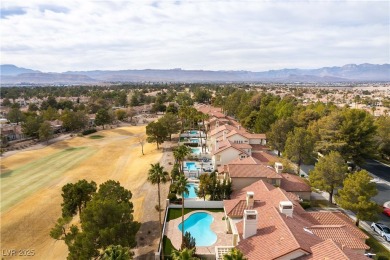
[228,164,282,179]
[251,151,278,163]
[298,239,370,260]
[223,180,370,260]
[308,226,369,250]
[228,156,261,165]
[302,212,368,239]
[280,174,311,192]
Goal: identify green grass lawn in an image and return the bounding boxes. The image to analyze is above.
[0,146,96,212]
[361,229,390,260]
[162,235,175,259]
[166,208,224,221]
[89,135,104,139]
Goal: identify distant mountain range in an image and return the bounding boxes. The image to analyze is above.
[1,63,389,85]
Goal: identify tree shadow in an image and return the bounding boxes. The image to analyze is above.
[136,220,161,255]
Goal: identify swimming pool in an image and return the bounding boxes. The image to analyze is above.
[186,162,198,171]
[178,212,217,246]
[190,130,198,135]
[190,138,199,143]
[184,183,198,199]
[191,147,201,154]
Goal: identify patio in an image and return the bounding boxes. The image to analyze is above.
[164,210,234,255]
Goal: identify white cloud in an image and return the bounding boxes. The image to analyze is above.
[1,0,389,72]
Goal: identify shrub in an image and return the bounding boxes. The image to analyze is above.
[300,201,311,209]
[168,193,177,202]
[82,128,97,136]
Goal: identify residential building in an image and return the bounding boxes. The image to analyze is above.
[223,180,369,260]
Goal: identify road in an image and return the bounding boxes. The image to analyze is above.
[362,159,390,182]
[362,159,390,230]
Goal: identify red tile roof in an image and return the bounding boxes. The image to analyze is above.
[224,180,369,259]
[280,174,311,192]
[228,164,282,179]
[301,212,368,239]
[226,156,262,165]
[212,140,251,156]
[298,239,370,260]
[251,151,278,163]
[209,125,238,137]
[308,226,369,250]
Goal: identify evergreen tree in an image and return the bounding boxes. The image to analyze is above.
[284,127,314,175]
[336,170,380,226]
[309,151,348,203]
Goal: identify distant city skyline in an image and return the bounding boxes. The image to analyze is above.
[1,0,389,73]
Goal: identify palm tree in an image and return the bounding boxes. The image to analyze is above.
[173,145,192,173]
[101,245,131,260]
[147,163,169,247]
[171,248,199,260]
[175,174,189,248]
[223,248,247,260]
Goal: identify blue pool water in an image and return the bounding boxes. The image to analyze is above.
[190,130,198,134]
[190,139,199,143]
[178,212,217,246]
[184,183,198,198]
[186,162,198,171]
[191,148,201,154]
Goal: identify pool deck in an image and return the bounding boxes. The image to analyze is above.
[164,210,234,255]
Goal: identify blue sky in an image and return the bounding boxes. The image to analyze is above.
[1,0,389,72]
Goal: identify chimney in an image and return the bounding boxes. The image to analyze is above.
[223,131,226,141]
[238,125,241,130]
[243,210,258,239]
[274,162,283,174]
[279,201,293,217]
[215,139,219,151]
[246,191,254,208]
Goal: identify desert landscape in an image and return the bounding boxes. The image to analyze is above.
[1,125,168,259]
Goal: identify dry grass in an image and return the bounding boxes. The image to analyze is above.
[0,125,163,259]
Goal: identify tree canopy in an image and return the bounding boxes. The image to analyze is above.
[284,127,314,175]
[336,170,380,226]
[309,151,348,203]
[146,121,168,149]
[51,180,140,259]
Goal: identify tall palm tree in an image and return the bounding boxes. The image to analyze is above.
[175,174,189,248]
[223,248,247,260]
[171,248,199,260]
[101,245,131,260]
[173,145,191,173]
[147,163,169,252]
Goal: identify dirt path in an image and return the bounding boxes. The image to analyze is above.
[0,126,163,259]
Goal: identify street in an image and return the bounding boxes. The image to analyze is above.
[362,159,390,182]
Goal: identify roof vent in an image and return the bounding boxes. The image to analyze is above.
[246,192,254,208]
[275,162,283,174]
[279,201,293,217]
[243,210,258,239]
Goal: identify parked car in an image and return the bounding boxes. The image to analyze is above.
[383,207,390,217]
[371,222,390,242]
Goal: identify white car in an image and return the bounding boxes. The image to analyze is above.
[371,222,390,242]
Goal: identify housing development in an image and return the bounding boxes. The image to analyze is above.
[1,81,389,260]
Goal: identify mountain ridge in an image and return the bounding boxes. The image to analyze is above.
[1,63,389,84]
